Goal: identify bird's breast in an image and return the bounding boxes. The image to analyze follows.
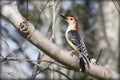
[65,33,77,51]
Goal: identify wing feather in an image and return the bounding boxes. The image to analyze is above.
[67,30,87,54]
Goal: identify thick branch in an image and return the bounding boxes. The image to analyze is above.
[1,2,119,79]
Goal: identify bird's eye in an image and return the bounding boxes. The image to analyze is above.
[70,18,73,20]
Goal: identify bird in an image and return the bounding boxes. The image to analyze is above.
[61,15,90,72]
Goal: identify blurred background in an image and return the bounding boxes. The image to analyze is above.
[0,0,119,79]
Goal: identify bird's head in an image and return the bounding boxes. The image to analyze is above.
[61,15,78,30]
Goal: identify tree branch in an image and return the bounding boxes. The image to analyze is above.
[1,1,119,79]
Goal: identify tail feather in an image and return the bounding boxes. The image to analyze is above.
[79,57,85,72]
[79,53,90,72]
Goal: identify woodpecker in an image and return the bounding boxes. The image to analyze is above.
[61,15,90,72]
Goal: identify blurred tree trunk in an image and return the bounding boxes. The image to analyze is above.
[94,1,119,72]
[30,1,54,79]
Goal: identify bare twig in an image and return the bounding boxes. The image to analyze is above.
[48,68,72,80]
[36,67,72,80]
[37,67,49,74]
[7,72,18,77]
[32,9,53,79]
[112,0,120,14]
[0,55,68,69]
[96,49,102,64]
[46,23,53,39]
[26,0,28,21]
[0,53,4,59]
[0,32,26,78]
[50,0,56,79]
[34,0,50,28]
[31,53,41,79]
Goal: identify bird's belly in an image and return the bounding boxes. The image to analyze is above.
[65,36,77,51]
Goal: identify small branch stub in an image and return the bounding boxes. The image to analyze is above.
[19,21,36,39]
[19,21,29,39]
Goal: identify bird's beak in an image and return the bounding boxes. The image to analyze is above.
[60,15,67,20]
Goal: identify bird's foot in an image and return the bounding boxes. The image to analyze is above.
[68,50,78,56]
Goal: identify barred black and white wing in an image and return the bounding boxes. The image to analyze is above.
[67,30,90,72]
